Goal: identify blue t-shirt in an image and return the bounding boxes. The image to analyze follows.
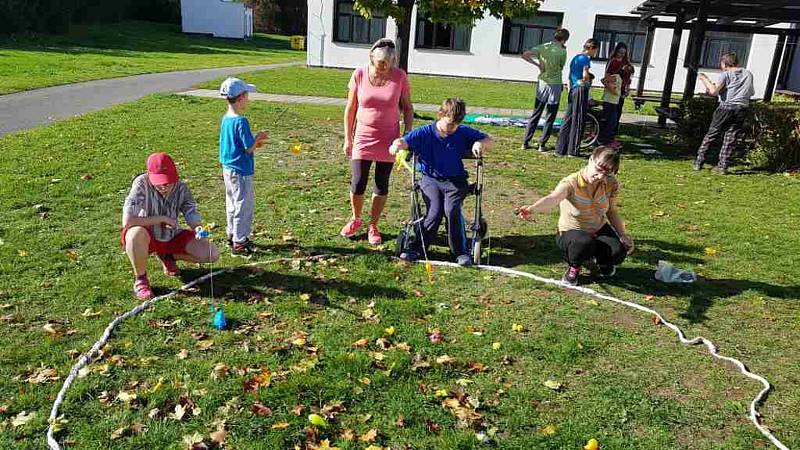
[403,123,487,179]
[219,115,256,176]
[569,54,592,89]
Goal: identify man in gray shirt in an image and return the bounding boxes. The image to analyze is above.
[693,53,755,174]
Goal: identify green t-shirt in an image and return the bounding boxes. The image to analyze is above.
[533,41,567,86]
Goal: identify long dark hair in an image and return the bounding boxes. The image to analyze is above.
[611,42,630,64]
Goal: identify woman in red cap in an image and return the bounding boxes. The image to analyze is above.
[121,153,219,300]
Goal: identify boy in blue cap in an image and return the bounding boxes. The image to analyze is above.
[389,98,493,267]
[219,77,268,257]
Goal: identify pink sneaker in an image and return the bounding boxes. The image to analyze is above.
[133,276,154,301]
[367,224,382,245]
[340,218,363,238]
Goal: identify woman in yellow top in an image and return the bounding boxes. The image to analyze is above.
[516,146,634,286]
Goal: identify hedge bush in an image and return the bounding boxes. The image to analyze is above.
[674,96,800,172]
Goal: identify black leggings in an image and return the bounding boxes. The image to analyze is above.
[350,159,393,196]
[556,223,627,268]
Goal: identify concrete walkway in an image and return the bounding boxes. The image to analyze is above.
[0,62,301,136]
[178,89,660,125]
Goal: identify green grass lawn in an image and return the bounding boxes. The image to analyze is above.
[1,95,799,449]
[0,21,304,95]
[197,66,661,116]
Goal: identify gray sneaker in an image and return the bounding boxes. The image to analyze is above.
[456,254,473,267]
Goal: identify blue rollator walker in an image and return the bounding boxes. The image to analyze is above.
[395,151,488,265]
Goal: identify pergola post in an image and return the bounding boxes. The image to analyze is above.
[683,0,708,100]
[764,33,787,102]
[660,11,685,127]
[636,19,657,98]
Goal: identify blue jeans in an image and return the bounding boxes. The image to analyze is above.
[408,175,469,259]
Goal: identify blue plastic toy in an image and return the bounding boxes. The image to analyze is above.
[196,226,227,330]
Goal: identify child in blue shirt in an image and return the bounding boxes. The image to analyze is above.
[555,38,599,157]
[389,98,493,266]
[219,77,268,257]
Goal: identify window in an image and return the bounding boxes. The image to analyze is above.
[593,15,647,63]
[696,31,752,68]
[333,0,386,44]
[415,16,471,51]
[501,12,563,54]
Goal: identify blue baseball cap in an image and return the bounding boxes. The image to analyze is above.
[219,77,257,98]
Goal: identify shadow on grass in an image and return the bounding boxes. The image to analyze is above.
[0,22,296,56]
[599,267,800,324]
[487,234,705,268]
[486,234,799,323]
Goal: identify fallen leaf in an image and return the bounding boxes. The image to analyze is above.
[584,438,599,450]
[544,380,562,391]
[653,315,663,326]
[271,421,290,430]
[644,295,655,301]
[541,424,557,436]
[395,415,405,428]
[425,419,441,433]
[292,404,305,416]
[17,249,28,257]
[80,174,93,181]
[308,413,328,428]
[704,246,719,257]
[81,308,101,318]
[177,349,189,359]
[25,367,59,384]
[209,429,226,445]
[512,323,525,332]
[340,429,355,440]
[384,326,396,336]
[359,428,378,442]
[11,411,35,428]
[492,342,502,350]
[211,363,229,380]
[181,432,205,448]
[251,402,272,417]
[428,329,443,344]
[116,391,137,405]
[43,323,63,336]
[352,338,369,348]
[435,355,456,365]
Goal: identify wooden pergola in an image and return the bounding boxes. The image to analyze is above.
[630,0,800,125]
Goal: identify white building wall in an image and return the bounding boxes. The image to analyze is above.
[181,0,253,39]
[307,0,784,98]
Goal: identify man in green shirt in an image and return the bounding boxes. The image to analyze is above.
[521,28,569,151]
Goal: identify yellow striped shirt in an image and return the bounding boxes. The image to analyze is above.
[557,171,619,233]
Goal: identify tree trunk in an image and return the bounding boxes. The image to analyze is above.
[394,0,414,72]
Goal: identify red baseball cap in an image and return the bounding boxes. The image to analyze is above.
[146,153,179,186]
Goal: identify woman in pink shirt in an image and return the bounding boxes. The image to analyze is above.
[341,39,414,245]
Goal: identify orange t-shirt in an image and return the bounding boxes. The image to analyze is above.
[557,171,620,233]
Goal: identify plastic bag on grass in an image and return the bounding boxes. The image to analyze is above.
[654,260,697,283]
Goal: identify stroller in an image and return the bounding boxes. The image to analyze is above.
[395,151,488,265]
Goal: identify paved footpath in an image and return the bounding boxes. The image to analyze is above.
[0,62,301,136]
[178,89,660,125]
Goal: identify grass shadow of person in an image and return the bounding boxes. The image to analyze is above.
[596,266,800,324]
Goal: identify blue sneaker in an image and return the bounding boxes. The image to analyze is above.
[399,250,419,262]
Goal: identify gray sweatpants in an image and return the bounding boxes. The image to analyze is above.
[223,169,254,244]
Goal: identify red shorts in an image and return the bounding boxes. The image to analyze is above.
[120,226,195,255]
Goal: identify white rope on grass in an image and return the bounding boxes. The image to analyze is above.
[46,256,790,450]
[45,256,304,450]
[420,259,789,450]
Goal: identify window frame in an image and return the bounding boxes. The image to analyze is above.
[414,16,472,52]
[592,15,648,64]
[692,31,752,69]
[332,0,386,45]
[500,11,564,55]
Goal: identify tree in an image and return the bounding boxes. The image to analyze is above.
[352,0,543,71]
